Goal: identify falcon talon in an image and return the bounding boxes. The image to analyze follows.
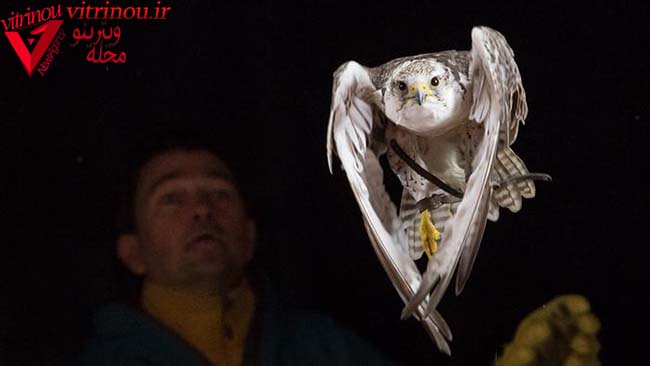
[496,173,553,188]
[419,210,441,257]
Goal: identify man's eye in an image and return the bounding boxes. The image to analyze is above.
[160,193,182,205]
[208,190,231,202]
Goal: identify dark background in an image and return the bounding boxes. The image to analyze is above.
[1,1,648,365]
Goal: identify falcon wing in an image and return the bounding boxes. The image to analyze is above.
[327,61,452,354]
[402,26,526,318]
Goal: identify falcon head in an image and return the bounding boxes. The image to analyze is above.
[382,56,470,137]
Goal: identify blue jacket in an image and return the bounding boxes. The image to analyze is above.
[79,282,395,366]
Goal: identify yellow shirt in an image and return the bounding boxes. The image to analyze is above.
[141,279,256,366]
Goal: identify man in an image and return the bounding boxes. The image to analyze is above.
[79,134,394,366]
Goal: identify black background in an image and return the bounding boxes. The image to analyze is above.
[1,1,648,365]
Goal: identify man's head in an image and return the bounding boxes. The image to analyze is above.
[116,145,255,295]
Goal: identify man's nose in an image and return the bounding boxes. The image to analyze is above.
[191,196,214,220]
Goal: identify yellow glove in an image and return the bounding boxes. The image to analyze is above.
[496,294,601,366]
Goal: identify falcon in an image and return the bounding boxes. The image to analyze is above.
[326,26,550,354]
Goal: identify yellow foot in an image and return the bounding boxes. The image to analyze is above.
[419,210,441,258]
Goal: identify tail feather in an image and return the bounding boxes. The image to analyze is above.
[398,190,422,259]
[492,147,535,214]
[487,199,500,222]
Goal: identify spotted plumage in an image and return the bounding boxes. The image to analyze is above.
[326,27,548,354]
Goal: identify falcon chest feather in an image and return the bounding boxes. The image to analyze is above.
[385,124,467,202]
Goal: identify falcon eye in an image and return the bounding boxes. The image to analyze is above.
[397,81,407,91]
[431,77,439,87]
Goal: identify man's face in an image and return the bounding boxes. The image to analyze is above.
[119,149,255,292]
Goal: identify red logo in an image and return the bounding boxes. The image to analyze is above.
[5,20,63,77]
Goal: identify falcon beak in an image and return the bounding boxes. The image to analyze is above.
[410,83,432,106]
[416,89,426,106]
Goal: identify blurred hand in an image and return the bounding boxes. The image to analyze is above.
[496,294,601,366]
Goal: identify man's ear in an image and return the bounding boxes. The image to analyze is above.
[117,234,147,275]
[244,219,256,262]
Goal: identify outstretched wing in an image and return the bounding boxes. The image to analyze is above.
[402,26,527,319]
[327,61,452,354]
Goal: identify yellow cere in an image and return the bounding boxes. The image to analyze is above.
[410,82,432,95]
